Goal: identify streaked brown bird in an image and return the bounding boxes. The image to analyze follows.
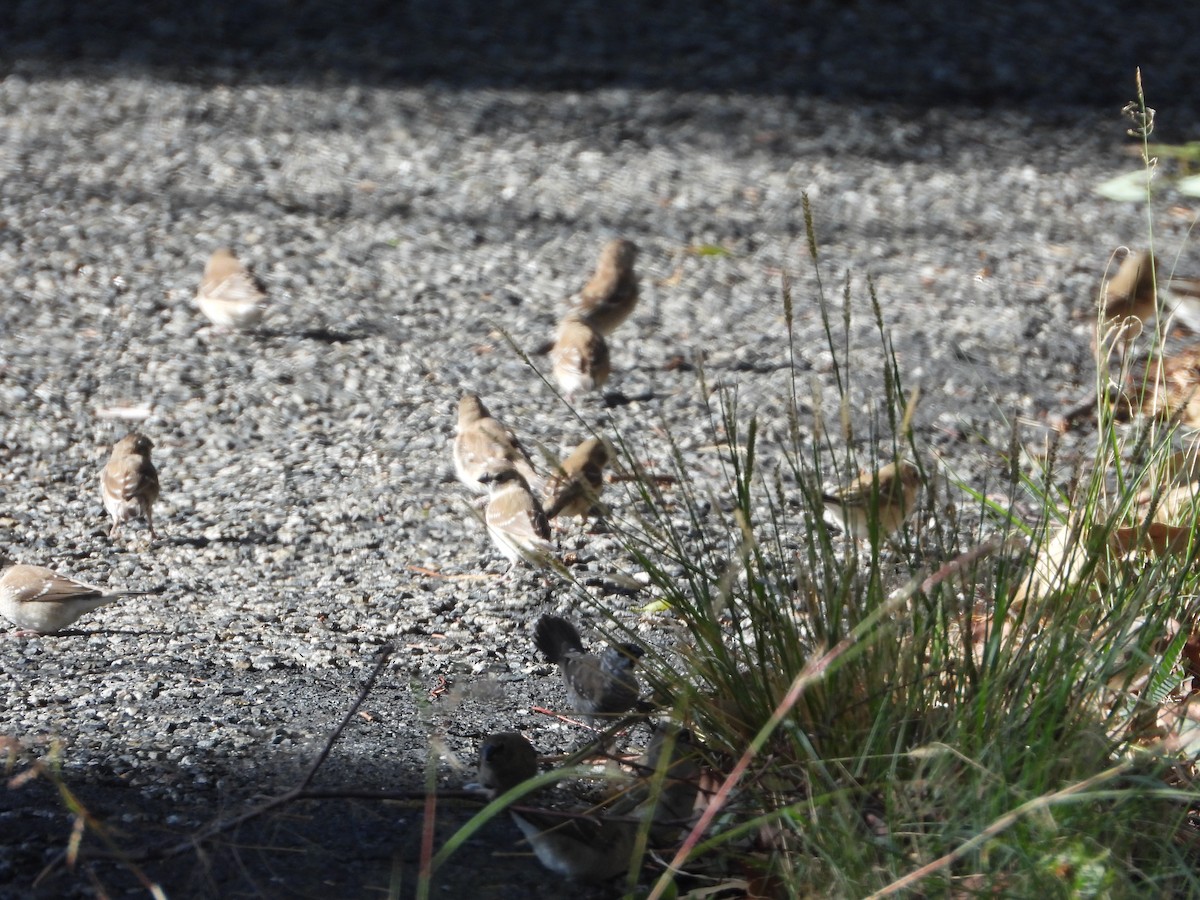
[0,559,152,634]
[535,615,643,726]
[100,432,160,540]
[481,465,556,570]
[453,394,542,495]
[822,461,921,542]
[543,437,610,522]
[550,314,611,400]
[575,239,639,337]
[196,247,268,330]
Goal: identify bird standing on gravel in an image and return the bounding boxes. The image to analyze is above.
[0,559,152,634]
[480,465,556,570]
[550,314,611,400]
[822,460,921,542]
[453,394,542,495]
[534,615,643,726]
[100,432,160,540]
[195,247,268,331]
[575,239,639,337]
[543,437,610,522]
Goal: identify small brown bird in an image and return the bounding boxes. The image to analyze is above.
[550,314,611,400]
[476,728,696,881]
[195,248,267,330]
[575,239,639,337]
[822,461,921,542]
[100,432,160,539]
[535,615,643,726]
[453,395,541,495]
[0,560,152,634]
[481,465,556,570]
[543,437,610,522]
[476,731,637,879]
[1101,249,1158,336]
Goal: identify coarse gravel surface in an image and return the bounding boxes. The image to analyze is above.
[3,3,1200,898]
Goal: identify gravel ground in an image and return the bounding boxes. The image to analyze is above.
[3,4,1200,898]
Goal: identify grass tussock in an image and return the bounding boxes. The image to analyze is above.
[546,178,1200,896]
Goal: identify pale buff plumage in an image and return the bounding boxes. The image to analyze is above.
[550,315,611,399]
[1100,249,1158,337]
[481,466,555,569]
[822,461,922,541]
[543,437,609,521]
[575,239,639,337]
[0,561,151,634]
[453,395,541,494]
[196,248,267,330]
[100,432,160,539]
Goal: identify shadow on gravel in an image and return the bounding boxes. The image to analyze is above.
[2,1,1199,111]
[0,755,616,900]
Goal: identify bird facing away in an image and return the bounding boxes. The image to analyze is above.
[0,560,151,634]
[576,239,639,337]
[195,247,267,330]
[543,437,610,522]
[481,465,556,570]
[453,394,542,495]
[1101,249,1158,336]
[534,615,643,725]
[822,461,921,542]
[100,432,160,540]
[550,314,611,400]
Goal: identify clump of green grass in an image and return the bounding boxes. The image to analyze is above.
[435,78,1200,900]
[591,202,1200,896]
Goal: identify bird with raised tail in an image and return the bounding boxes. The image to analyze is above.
[100,432,160,540]
[543,437,610,522]
[195,247,268,330]
[534,615,643,726]
[822,460,921,542]
[575,238,639,337]
[453,394,542,495]
[0,560,153,634]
